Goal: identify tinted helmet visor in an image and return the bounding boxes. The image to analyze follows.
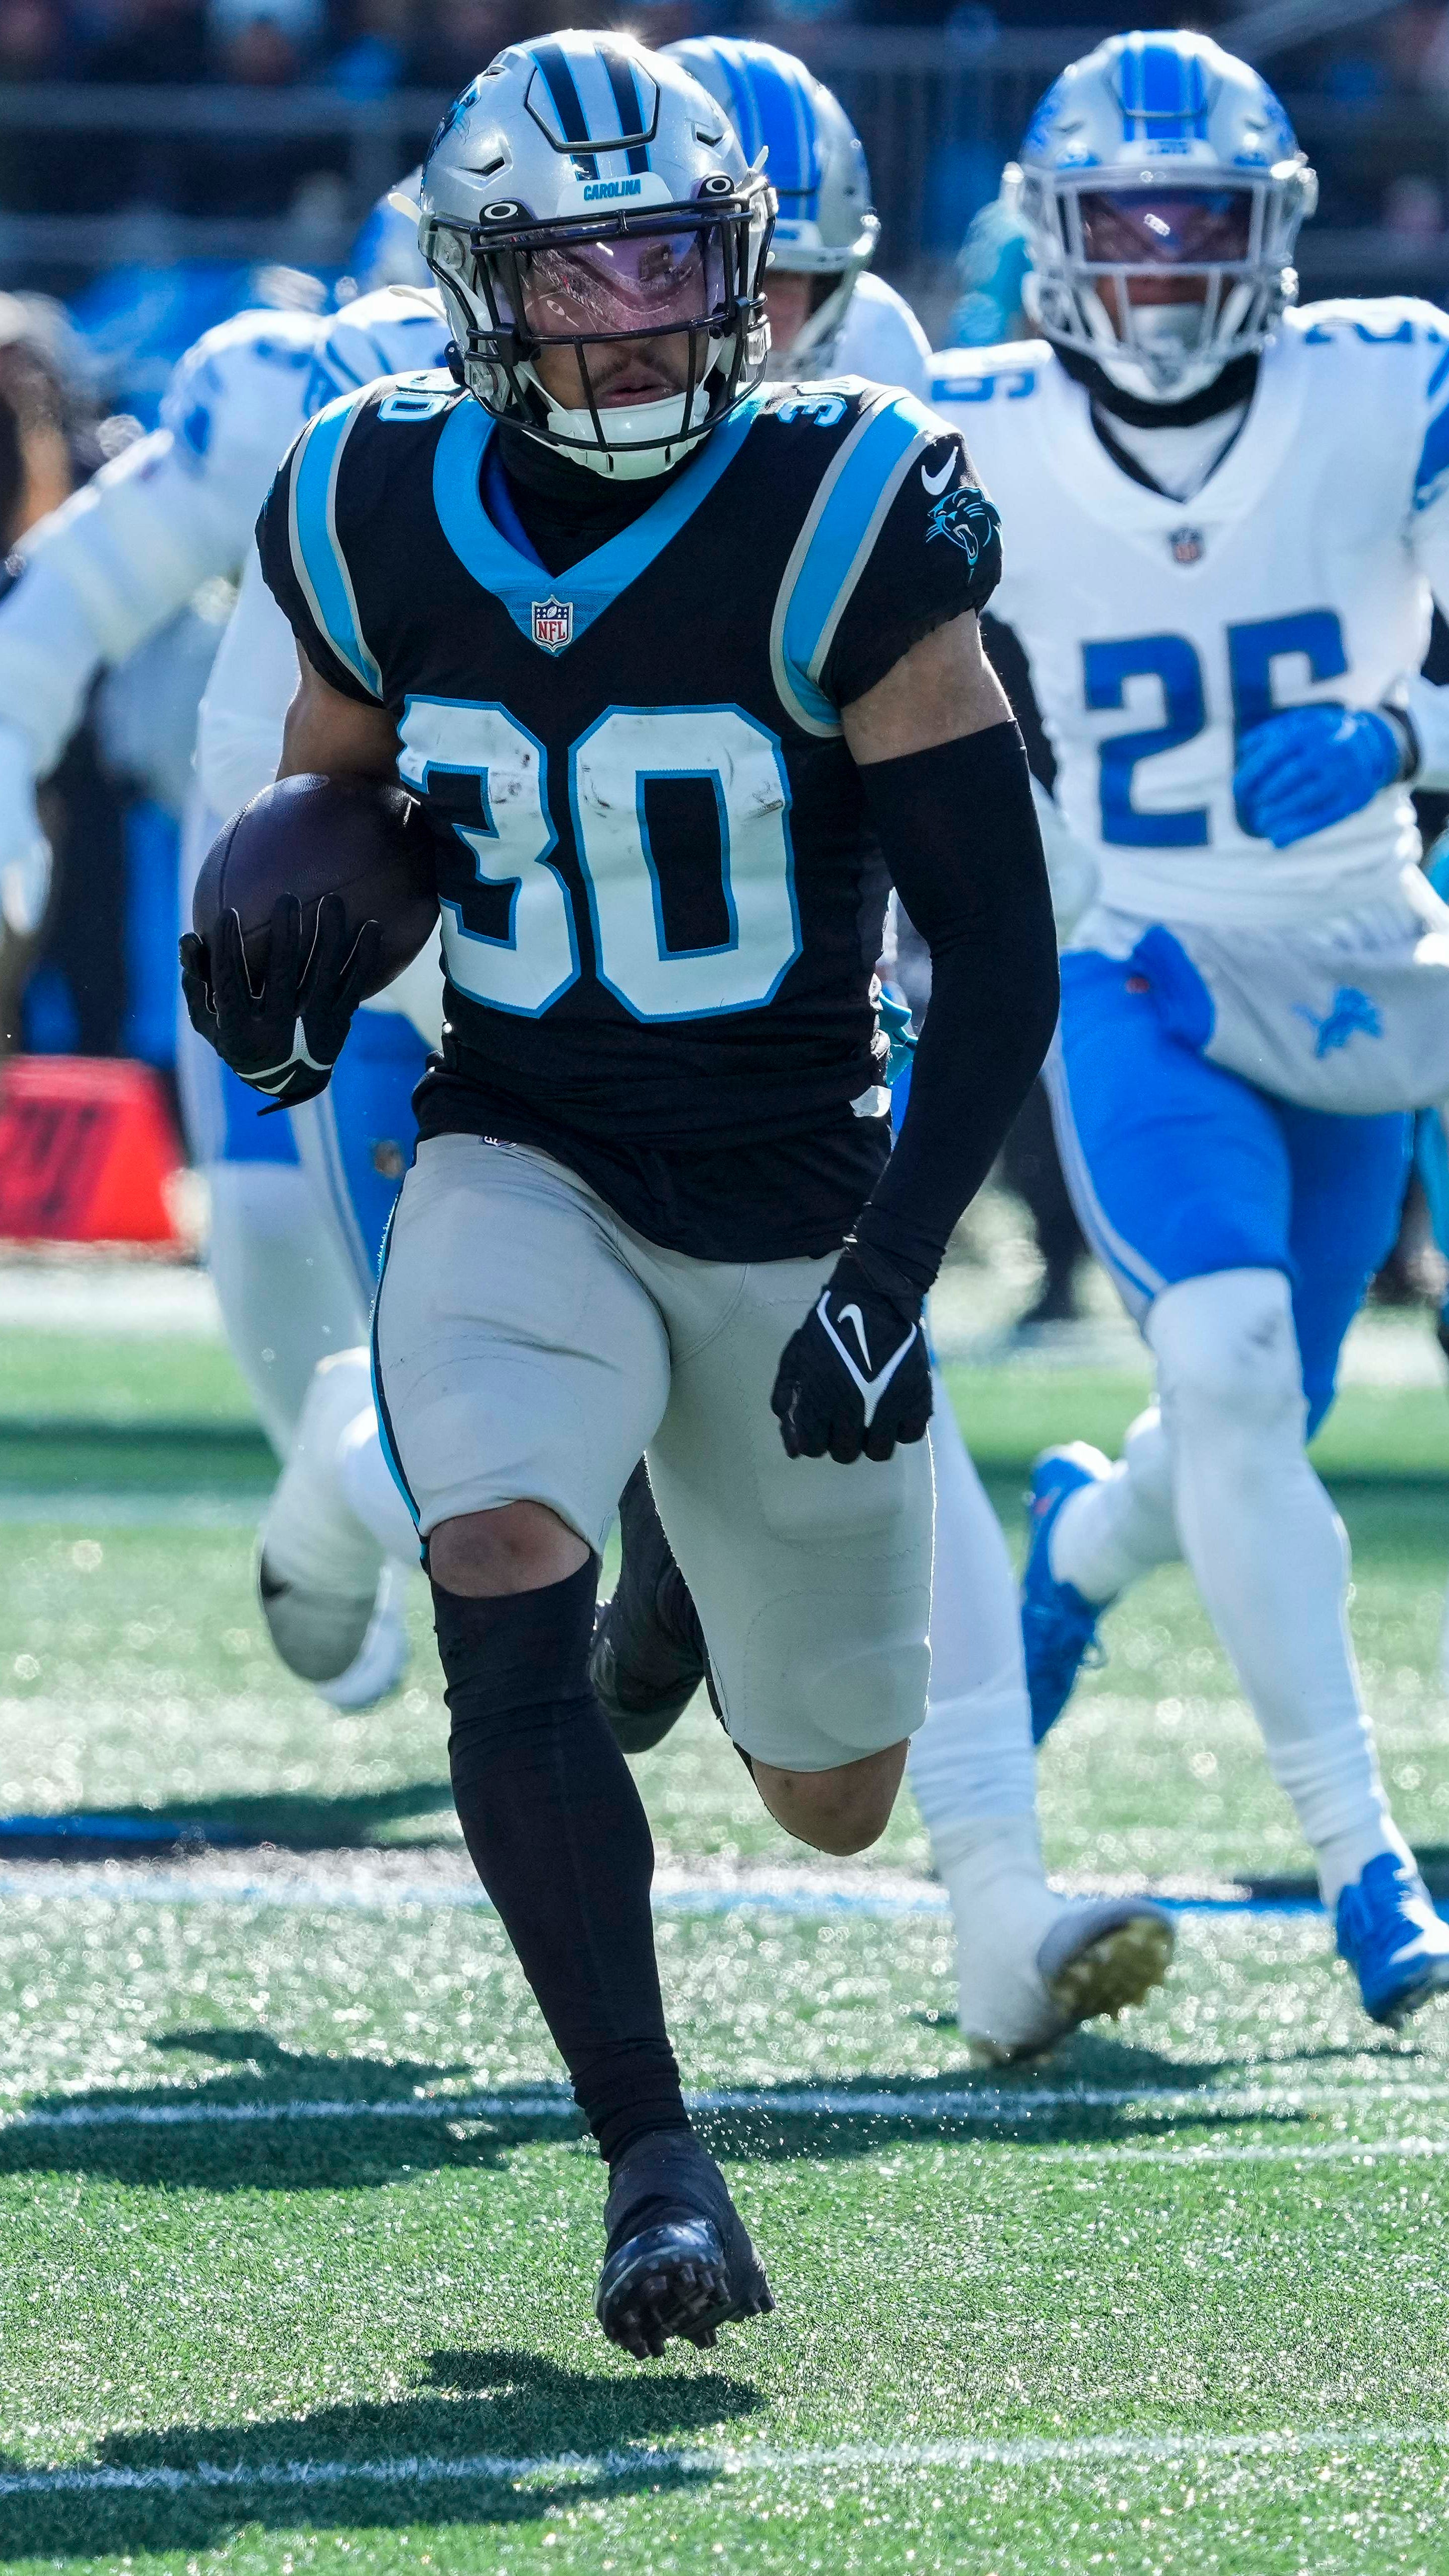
[516,228,727,340]
[1076,187,1255,269]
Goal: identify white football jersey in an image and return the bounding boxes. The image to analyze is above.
[827,273,933,402]
[933,300,1449,929]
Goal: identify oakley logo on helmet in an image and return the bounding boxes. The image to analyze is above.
[925,485,995,565]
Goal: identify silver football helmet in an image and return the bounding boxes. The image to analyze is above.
[664,38,879,373]
[419,32,773,480]
[344,167,432,299]
[1008,29,1317,403]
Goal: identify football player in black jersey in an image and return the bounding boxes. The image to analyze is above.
[183,31,1058,2360]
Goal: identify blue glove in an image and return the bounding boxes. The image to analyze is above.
[1233,705,1406,848]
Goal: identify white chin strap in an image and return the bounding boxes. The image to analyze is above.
[537,381,715,482]
[1082,284,1257,406]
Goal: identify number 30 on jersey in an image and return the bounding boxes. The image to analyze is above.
[397,697,802,1022]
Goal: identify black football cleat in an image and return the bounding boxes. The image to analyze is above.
[596,2130,775,2360]
[589,1461,711,1753]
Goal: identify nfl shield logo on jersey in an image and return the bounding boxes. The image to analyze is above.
[1168,527,1205,566]
[532,596,574,653]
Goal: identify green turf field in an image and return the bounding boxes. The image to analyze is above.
[3,1306,1449,2571]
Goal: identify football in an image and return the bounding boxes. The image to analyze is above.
[192,774,438,1000]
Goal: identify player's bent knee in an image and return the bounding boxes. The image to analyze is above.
[1149,1267,1304,1435]
[751,1739,909,1857]
[1121,1404,1174,1516]
[428,1500,591,1599]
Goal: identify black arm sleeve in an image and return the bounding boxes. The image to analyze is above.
[851,720,1059,1300]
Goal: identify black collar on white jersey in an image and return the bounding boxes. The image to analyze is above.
[1055,342,1261,429]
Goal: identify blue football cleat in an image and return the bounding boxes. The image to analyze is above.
[1335,1853,1449,2028]
[1022,1445,1113,1745]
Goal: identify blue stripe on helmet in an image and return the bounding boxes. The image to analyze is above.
[711,43,763,166]
[744,48,820,209]
[530,40,598,178]
[1120,35,1209,144]
[597,40,650,175]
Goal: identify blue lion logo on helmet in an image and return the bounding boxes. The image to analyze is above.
[925,484,998,567]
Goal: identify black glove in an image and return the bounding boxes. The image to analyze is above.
[179,894,380,1110]
[771,1247,932,1465]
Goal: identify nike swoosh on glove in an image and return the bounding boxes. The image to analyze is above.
[771,1249,932,1465]
[1233,705,1405,849]
[179,893,380,1110]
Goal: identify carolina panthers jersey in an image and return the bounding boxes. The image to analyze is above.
[257,374,997,1259]
[199,277,935,822]
[933,300,1449,929]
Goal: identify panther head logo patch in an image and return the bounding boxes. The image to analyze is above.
[924,484,997,567]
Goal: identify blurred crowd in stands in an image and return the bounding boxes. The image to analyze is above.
[0,1,1442,245]
[0,0,1436,97]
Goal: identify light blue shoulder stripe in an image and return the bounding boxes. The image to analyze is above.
[432,398,763,648]
[288,393,383,697]
[771,392,943,738]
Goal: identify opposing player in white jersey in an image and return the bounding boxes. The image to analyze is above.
[200,38,1169,2062]
[0,190,447,1703]
[933,29,1449,2027]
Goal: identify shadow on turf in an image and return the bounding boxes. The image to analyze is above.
[0,1782,459,1859]
[0,2023,1322,2194]
[0,2349,761,2558]
[0,2028,533,2192]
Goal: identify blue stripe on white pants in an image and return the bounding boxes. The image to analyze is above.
[1051,950,1410,1435]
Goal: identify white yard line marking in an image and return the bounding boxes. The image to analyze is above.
[4,2079,1449,2134]
[0,2419,1443,2500]
[0,1865,1338,1920]
[0,1494,261,1528]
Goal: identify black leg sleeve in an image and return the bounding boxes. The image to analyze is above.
[432,1556,691,2167]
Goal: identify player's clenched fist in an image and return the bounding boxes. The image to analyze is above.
[180,892,379,1109]
[772,1249,933,1464]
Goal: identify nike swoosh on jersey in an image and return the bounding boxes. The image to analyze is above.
[920,455,957,497]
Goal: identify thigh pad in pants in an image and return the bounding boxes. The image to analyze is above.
[634,1237,934,1774]
[373,1136,671,1550]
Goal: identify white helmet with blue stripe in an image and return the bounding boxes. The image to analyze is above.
[344,166,431,298]
[419,31,772,480]
[1008,28,1317,403]
[663,38,878,373]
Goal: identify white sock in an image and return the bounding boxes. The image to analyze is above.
[337,1404,421,1563]
[262,1348,383,1599]
[908,1370,1039,1868]
[1150,1268,1410,1913]
[1049,1407,1181,1605]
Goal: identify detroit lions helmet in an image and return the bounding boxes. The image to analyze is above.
[419,32,772,479]
[664,38,879,373]
[1008,29,1317,403]
[345,167,432,298]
